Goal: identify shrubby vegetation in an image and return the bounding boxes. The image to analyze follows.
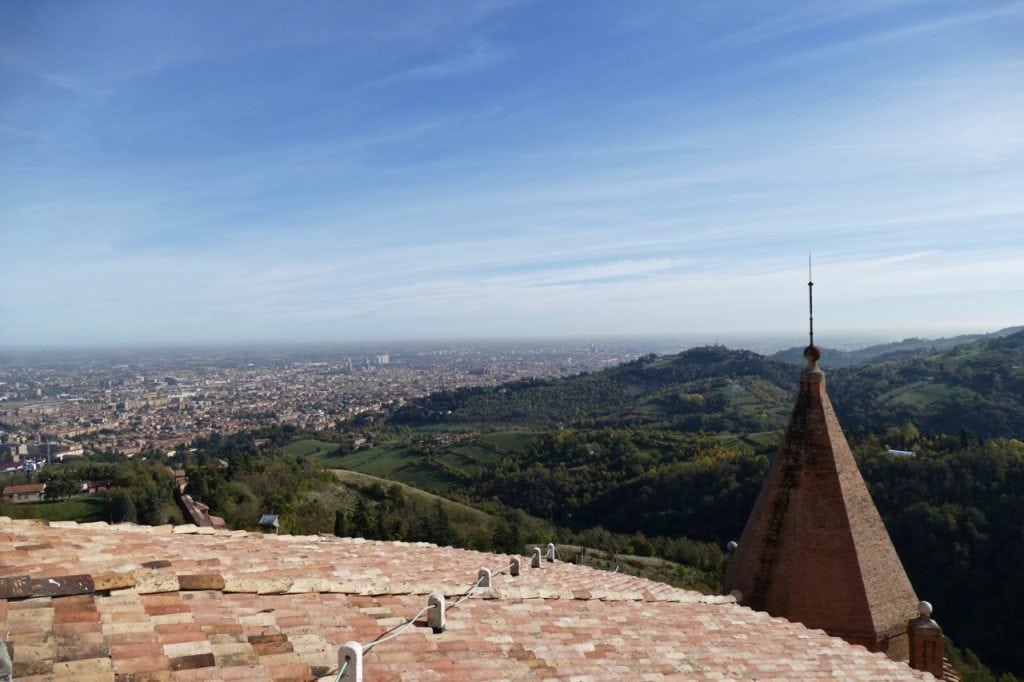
[392,347,796,432]
[394,331,1024,443]
[474,428,765,539]
[857,437,1024,679]
[34,457,183,525]
[830,331,1024,440]
[147,428,544,556]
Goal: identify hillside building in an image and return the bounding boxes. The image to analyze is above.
[1,483,46,503]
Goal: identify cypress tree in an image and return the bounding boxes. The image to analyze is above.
[351,498,370,538]
[110,490,137,523]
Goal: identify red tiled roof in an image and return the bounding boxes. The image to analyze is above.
[2,484,45,495]
[0,517,935,681]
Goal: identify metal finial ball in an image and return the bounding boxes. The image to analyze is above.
[726,541,738,553]
[803,345,821,363]
[917,601,933,617]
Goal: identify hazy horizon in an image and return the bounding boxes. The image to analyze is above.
[0,324,1017,357]
[2,2,1022,346]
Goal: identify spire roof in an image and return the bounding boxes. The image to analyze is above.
[723,347,920,657]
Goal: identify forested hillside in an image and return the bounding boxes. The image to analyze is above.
[771,325,1023,368]
[829,329,1024,439]
[392,346,796,432]
[395,330,1024,441]
[858,439,1024,677]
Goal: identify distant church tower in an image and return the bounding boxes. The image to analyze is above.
[723,272,921,660]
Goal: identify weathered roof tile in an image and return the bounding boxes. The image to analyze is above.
[0,520,935,680]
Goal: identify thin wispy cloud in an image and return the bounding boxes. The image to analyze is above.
[717,0,924,48]
[377,40,510,83]
[767,2,1024,69]
[1,2,1021,345]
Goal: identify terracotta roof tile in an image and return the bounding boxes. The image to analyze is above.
[0,517,934,680]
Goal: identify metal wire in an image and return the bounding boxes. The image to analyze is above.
[331,603,438,679]
[331,554,543,678]
[364,603,436,653]
[332,657,348,682]
[450,573,488,610]
[490,560,516,577]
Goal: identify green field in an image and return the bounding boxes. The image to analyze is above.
[330,469,492,525]
[316,431,540,491]
[717,430,781,452]
[325,443,445,480]
[0,495,110,522]
[477,430,539,452]
[280,438,342,459]
[328,469,553,547]
[878,381,954,408]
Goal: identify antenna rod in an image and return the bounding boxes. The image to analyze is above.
[808,254,814,348]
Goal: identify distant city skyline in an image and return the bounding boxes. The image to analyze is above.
[2,1,1022,346]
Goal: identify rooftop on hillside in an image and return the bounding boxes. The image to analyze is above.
[0,518,934,681]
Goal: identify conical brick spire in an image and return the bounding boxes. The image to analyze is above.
[723,345,920,658]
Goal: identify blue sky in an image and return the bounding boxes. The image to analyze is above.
[2,1,1022,346]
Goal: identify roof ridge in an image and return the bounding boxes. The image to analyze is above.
[1,562,731,604]
[2,519,725,605]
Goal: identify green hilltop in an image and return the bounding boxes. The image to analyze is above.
[391,345,797,434]
[827,328,1024,439]
[771,325,1024,368]
[392,329,1024,440]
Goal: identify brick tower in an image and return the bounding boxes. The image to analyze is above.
[723,278,920,659]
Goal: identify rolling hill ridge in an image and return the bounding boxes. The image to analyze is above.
[393,329,1024,440]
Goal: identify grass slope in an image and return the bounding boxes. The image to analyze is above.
[280,439,342,459]
[328,468,554,548]
[325,444,460,491]
[0,495,110,522]
[329,469,718,593]
[331,469,491,525]
[553,544,720,594]
[478,431,541,451]
[876,381,955,408]
[317,431,542,493]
